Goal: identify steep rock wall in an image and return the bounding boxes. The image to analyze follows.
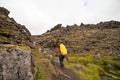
[0,45,36,80]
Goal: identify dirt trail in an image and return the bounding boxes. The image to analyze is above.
[52,58,80,80]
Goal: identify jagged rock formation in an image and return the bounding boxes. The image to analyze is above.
[0,7,10,16]
[0,7,36,80]
[47,21,120,32]
[33,21,120,56]
[0,7,33,47]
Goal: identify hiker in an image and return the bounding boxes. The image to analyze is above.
[56,43,67,68]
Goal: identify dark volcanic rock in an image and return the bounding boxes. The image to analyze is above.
[96,21,120,29]
[0,7,37,80]
[0,7,33,47]
[48,24,63,32]
[33,20,120,57]
[0,7,10,16]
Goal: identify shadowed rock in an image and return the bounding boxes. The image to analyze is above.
[0,7,10,16]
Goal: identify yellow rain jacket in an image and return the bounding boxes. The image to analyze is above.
[60,43,67,55]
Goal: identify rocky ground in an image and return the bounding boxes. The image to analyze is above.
[52,58,80,80]
[33,20,120,57]
[32,18,120,80]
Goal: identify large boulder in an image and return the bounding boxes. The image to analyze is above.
[0,45,36,80]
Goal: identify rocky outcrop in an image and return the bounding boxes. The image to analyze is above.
[48,24,63,32]
[0,7,37,80]
[0,45,36,80]
[33,20,120,57]
[0,7,33,47]
[47,21,120,32]
[0,7,10,16]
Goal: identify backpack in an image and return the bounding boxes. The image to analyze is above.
[60,44,67,55]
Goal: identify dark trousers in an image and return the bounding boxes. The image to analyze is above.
[59,54,65,68]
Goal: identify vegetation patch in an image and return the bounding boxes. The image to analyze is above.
[0,44,31,50]
[32,48,56,80]
[65,53,120,80]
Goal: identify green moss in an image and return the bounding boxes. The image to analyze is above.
[41,59,57,76]
[67,53,94,65]
[35,65,46,80]
[0,28,17,37]
[16,46,31,50]
[32,48,57,80]
[105,72,120,80]
[0,14,6,18]
[65,63,102,80]
[65,53,120,80]
[0,45,31,50]
[101,60,120,79]
[79,64,102,80]
[0,35,9,42]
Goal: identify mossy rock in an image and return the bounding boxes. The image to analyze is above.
[0,44,31,50]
